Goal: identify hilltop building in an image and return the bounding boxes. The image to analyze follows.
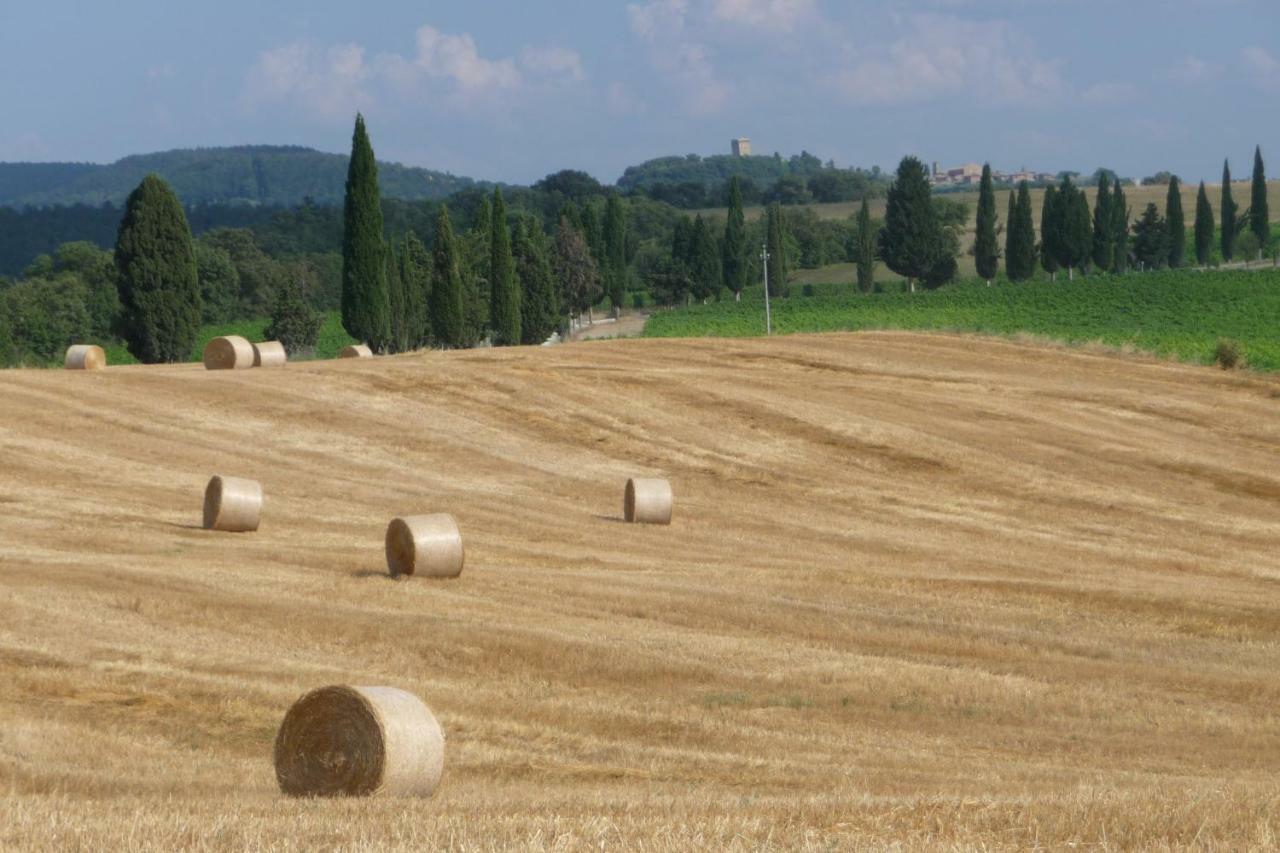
[930,161,1057,186]
[731,138,752,158]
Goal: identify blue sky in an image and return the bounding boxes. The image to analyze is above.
[0,1,1277,185]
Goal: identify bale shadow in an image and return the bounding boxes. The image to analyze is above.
[351,569,398,581]
[164,522,206,531]
[593,514,628,524]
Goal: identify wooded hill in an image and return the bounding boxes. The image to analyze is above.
[0,146,478,208]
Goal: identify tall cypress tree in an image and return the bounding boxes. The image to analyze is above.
[722,176,748,301]
[465,197,492,343]
[488,187,521,346]
[1111,182,1130,273]
[1055,177,1092,280]
[386,243,407,353]
[690,214,721,303]
[856,197,877,293]
[603,194,628,312]
[1091,173,1114,272]
[514,218,560,345]
[114,174,201,363]
[1165,176,1186,268]
[878,156,943,293]
[430,205,466,349]
[1004,191,1019,281]
[765,203,788,298]
[1009,182,1036,281]
[974,163,999,284]
[1221,160,1237,262]
[1040,185,1060,280]
[1194,181,1215,267]
[1251,145,1269,253]
[401,232,431,349]
[341,114,389,350]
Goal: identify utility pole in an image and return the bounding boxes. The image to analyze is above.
[761,242,772,336]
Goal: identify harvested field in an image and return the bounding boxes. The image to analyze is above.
[1,332,1278,850]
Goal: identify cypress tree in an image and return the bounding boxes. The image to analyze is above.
[766,203,788,297]
[1251,145,1269,253]
[1091,173,1114,272]
[722,176,748,301]
[1010,182,1037,281]
[465,197,492,344]
[856,197,877,293]
[1132,203,1169,269]
[430,206,466,349]
[114,174,201,363]
[878,156,943,293]
[1165,176,1186,268]
[1055,177,1092,280]
[690,214,722,303]
[1004,191,1019,281]
[672,216,696,271]
[1111,182,1130,273]
[1040,185,1060,280]
[386,244,407,353]
[488,187,521,346]
[515,218,560,345]
[973,163,999,284]
[1221,160,1237,262]
[602,194,627,312]
[401,232,431,349]
[581,202,605,268]
[1194,181,1215,267]
[341,114,390,351]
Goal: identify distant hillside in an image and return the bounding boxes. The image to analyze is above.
[617,151,830,192]
[0,146,479,208]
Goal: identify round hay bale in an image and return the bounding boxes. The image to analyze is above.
[340,344,374,359]
[252,341,288,368]
[203,335,255,371]
[274,685,444,799]
[202,475,262,533]
[385,514,464,578]
[64,345,106,371]
[624,478,673,525]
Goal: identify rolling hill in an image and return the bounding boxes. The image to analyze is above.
[0,146,479,208]
[1,333,1278,849]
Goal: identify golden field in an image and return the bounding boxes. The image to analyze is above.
[1,333,1278,850]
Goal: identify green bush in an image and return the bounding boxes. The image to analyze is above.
[1214,338,1245,369]
[632,292,647,309]
[265,279,322,355]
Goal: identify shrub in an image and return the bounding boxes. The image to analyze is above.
[1214,338,1244,370]
[632,292,647,309]
[801,283,816,297]
[265,278,322,356]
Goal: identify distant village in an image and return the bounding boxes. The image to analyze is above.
[927,162,1057,187]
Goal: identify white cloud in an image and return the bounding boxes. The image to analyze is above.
[1242,46,1280,92]
[520,46,586,82]
[829,15,1063,106]
[411,26,520,92]
[245,41,372,119]
[1168,54,1219,83]
[710,0,816,30]
[627,0,732,114]
[1081,81,1138,105]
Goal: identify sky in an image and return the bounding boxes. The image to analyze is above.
[0,1,1277,185]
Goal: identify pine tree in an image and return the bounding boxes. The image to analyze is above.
[430,205,466,349]
[386,243,407,353]
[1251,145,1269,254]
[722,176,748,301]
[602,194,627,312]
[856,197,877,293]
[766,203,788,298]
[1165,176,1186,268]
[114,174,201,363]
[401,232,431,349]
[341,114,390,351]
[488,188,521,346]
[1111,182,1130,273]
[1091,173,1114,272]
[878,156,944,293]
[1194,181,1215,266]
[1221,160,1237,262]
[514,218,560,345]
[973,163,999,284]
[690,214,722,303]
[1040,185,1060,280]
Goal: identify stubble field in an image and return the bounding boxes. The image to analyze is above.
[1,333,1278,850]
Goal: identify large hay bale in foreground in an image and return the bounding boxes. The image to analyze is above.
[339,344,373,359]
[624,478,673,525]
[385,515,464,578]
[202,475,262,532]
[64,345,106,371]
[274,685,444,798]
[203,335,255,370]
[252,341,287,368]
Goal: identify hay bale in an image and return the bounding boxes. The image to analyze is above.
[385,515,464,578]
[624,478,673,525]
[274,685,444,798]
[203,335,255,371]
[64,345,106,371]
[340,344,374,359]
[202,475,262,532]
[252,341,288,368]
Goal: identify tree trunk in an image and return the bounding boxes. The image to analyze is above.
[735,291,741,303]
[1068,266,1074,282]
[909,279,915,294]
[587,306,593,325]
